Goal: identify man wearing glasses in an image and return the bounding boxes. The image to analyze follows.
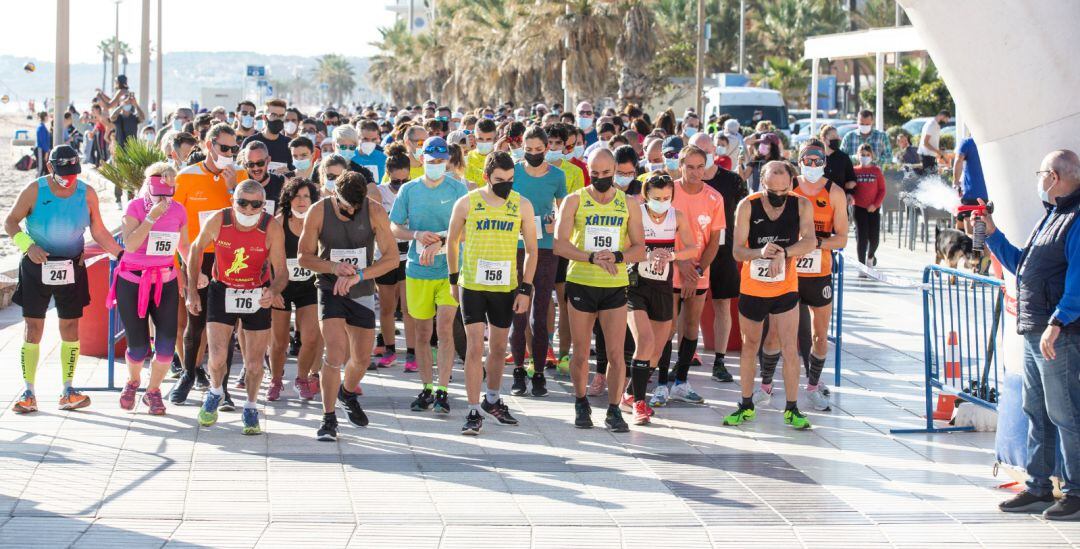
[576,101,597,146]
[186,180,287,435]
[241,99,292,167]
[171,123,247,405]
[234,101,257,141]
[242,142,284,214]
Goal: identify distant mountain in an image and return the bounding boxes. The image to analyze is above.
[0,52,379,111]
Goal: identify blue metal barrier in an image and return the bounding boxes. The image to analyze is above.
[829,251,844,386]
[86,244,124,392]
[891,264,1005,434]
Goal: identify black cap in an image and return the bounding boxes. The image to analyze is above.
[48,145,81,176]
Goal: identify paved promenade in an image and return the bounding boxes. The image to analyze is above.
[0,244,1075,548]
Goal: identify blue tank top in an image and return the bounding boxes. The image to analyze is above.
[26,177,90,258]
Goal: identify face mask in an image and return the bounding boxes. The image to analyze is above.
[293,158,311,171]
[326,125,337,137]
[360,142,376,156]
[55,173,78,188]
[292,208,308,219]
[124,104,134,113]
[148,175,174,196]
[491,180,513,199]
[615,174,634,188]
[1038,175,1057,204]
[172,119,183,131]
[234,208,262,227]
[545,150,563,164]
[412,148,423,161]
[324,177,337,193]
[705,153,715,167]
[648,162,664,172]
[339,203,360,220]
[647,199,671,214]
[425,162,446,180]
[766,190,787,208]
[451,122,461,131]
[858,124,872,134]
[302,132,316,143]
[828,138,841,151]
[143,133,155,143]
[577,117,593,131]
[524,151,545,167]
[664,158,679,171]
[510,148,525,162]
[338,148,356,162]
[476,142,494,155]
[684,126,698,138]
[571,145,584,160]
[389,179,406,192]
[267,119,284,134]
[214,155,235,170]
[240,115,254,129]
[227,117,236,125]
[859,156,872,167]
[757,143,770,155]
[284,121,298,134]
[592,176,613,193]
[255,119,266,132]
[801,164,825,183]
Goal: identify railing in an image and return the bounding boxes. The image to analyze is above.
[891,264,1005,434]
[829,250,844,386]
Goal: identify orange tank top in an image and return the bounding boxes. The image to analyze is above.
[739,194,799,298]
[792,180,835,277]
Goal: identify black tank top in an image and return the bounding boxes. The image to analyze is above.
[317,198,375,299]
[747,193,800,249]
[284,217,301,258]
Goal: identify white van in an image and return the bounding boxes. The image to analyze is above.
[704,87,790,136]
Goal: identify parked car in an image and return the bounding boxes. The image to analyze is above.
[790,118,854,147]
[704,87,791,136]
[902,116,956,138]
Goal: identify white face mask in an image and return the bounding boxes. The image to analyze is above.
[704,153,715,167]
[292,207,308,219]
[233,208,261,227]
[858,124,872,134]
[476,142,494,155]
[214,155,235,170]
[284,121,298,134]
[360,142,376,155]
[647,199,671,214]
[859,156,872,167]
[614,174,634,188]
[1038,174,1057,204]
[801,164,825,183]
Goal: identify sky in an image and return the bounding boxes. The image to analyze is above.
[0,0,399,64]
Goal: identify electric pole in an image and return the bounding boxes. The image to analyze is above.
[54,0,70,148]
[694,0,705,115]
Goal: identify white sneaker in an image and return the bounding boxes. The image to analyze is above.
[752,386,773,407]
[807,386,831,411]
[669,382,704,404]
[649,384,670,408]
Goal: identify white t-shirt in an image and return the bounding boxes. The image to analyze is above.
[917,118,941,156]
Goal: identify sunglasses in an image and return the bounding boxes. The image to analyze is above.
[646,173,673,185]
[337,144,357,151]
[389,178,409,186]
[51,156,79,166]
[213,141,240,154]
[578,111,594,116]
[424,145,448,155]
[662,151,679,159]
[245,159,267,168]
[799,157,825,167]
[235,198,264,210]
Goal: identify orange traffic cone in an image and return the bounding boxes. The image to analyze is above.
[933,394,958,421]
[944,331,961,379]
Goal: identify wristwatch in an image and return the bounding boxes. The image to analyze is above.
[1050,317,1065,328]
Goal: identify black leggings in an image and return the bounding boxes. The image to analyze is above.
[115,276,179,363]
[852,206,881,264]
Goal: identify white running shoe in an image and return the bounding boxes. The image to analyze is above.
[808,386,831,411]
[649,384,670,408]
[752,386,773,407]
[669,382,704,404]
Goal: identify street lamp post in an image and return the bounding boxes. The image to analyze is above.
[694,0,704,115]
[54,0,70,148]
[139,0,150,115]
[155,0,162,128]
[738,0,745,74]
[113,0,121,81]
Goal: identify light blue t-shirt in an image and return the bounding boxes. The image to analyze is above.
[513,163,567,249]
[354,148,387,184]
[389,175,468,279]
[27,177,90,258]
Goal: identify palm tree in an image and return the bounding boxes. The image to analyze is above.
[753,0,847,68]
[97,38,132,84]
[615,0,657,106]
[314,54,357,106]
[854,0,901,28]
[754,56,810,106]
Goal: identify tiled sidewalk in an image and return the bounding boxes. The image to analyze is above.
[0,246,1075,548]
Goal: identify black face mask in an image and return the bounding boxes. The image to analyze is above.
[592,176,614,193]
[828,139,841,151]
[524,152,545,168]
[389,179,407,192]
[266,119,284,134]
[491,180,513,199]
[766,190,787,208]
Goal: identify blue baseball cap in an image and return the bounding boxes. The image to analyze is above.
[422,136,449,161]
[662,135,685,154]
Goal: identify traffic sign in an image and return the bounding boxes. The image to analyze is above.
[257,79,268,88]
[266,85,274,97]
[246,65,266,77]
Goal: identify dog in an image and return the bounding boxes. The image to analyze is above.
[935,227,981,271]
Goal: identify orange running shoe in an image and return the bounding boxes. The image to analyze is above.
[545,348,557,368]
[13,390,37,414]
[59,387,91,410]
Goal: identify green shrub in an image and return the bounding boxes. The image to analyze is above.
[97,137,166,194]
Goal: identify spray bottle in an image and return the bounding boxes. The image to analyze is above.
[956,202,994,253]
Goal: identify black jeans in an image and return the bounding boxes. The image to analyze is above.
[852,206,881,264]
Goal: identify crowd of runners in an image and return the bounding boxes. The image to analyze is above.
[5,98,852,439]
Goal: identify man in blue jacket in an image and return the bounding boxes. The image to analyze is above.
[988,149,1080,521]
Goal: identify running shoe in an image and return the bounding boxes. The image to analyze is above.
[433,390,450,414]
[868,256,877,268]
[648,384,670,408]
[288,332,301,357]
[807,384,831,411]
[170,373,195,404]
[198,392,222,426]
[377,352,397,368]
[1043,495,1080,521]
[669,382,704,404]
[556,355,571,377]
[13,390,37,414]
[818,383,831,397]
[59,387,91,410]
[689,352,702,366]
[586,373,607,397]
[242,408,262,435]
[574,399,593,429]
[194,367,210,390]
[998,491,1056,513]
[752,386,773,407]
[523,358,536,377]
[267,378,284,402]
[711,363,734,382]
[316,415,338,442]
[605,407,630,433]
[619,393,634,413]
[170,354,183,378]
[461,409,483,436]
[141,389,166,416]
[530,372,548,397]
[722,404,756,426]
[633,400,651,425]
[119,380,139,411]
[481,398,518,425]
[220,395,236,412]
[338,386,369,427]
[545,348,558,368]
[784,407,812,429]
[294,377,311,400]
[234,373,246,390]
[404,354,418,373]
[511,367,528,396]
[411,389,435,411]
